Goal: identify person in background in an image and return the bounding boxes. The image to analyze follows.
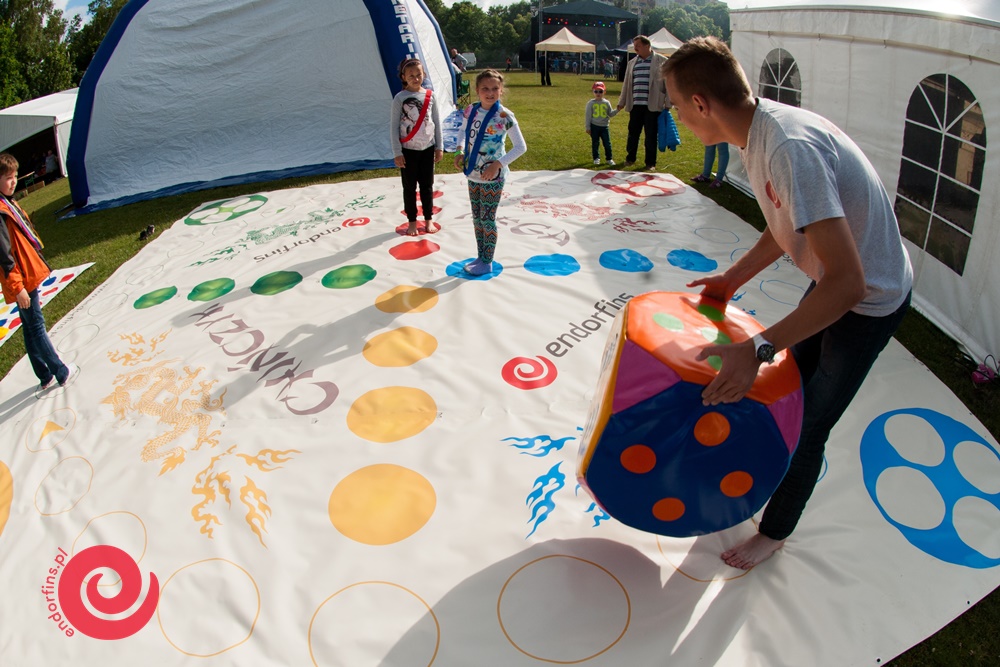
[453,70,527,276]
[692,143,729,188]
[617,36,669,171]
[539,52,551,86]
[0,153,78,396]
[663,36,913,569]
[585,81,618,166]
[390,58,444,236]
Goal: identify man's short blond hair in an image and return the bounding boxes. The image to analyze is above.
[662,36,752,109]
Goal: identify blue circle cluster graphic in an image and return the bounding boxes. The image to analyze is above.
[524,254,580,277]
[667,249,717,272]
[860,408,1000,569]
[599,249,653,273]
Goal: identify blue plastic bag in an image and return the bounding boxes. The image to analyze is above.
[441,108,465,153]
[658,110,681,152]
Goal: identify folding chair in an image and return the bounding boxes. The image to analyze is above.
[457,78,470,108]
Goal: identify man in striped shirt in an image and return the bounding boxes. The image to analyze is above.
[617,36,670,171]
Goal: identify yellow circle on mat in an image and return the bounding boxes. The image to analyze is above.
[329,464,436,545]
[0,460,11,539]
[347,387,437,442]
[375,285,439,313]
[363,327,438,367]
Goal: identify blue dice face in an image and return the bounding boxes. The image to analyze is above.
[584,382,793,537]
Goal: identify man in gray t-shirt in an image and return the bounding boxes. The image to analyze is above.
[664,37,912,570]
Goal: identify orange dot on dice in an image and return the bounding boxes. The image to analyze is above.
[652,497,685,522]
[720,471,753,498]
[694,412,730,447]
[620,445,656,474]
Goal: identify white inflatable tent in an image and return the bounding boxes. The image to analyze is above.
[727,0,999,361]
[0,88,77,179]
[67,0,456,213]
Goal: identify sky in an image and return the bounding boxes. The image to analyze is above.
[54,0,89,26]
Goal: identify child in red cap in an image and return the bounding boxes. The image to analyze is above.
[585,82,618,166]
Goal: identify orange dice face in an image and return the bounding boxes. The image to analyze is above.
[578,292,803,537]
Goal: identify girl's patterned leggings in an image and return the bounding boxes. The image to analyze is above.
[468,179,504,262]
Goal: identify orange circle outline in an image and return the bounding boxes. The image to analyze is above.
[157,558,260,657]
[654,518,759,582]
[25,407,77,452]
[34,456,93,516]
[308,581,440,667]
[497,554,631,664]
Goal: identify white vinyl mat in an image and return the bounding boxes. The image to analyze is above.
[1,170,997,666]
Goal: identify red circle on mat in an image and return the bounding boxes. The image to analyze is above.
[389,240,440,260]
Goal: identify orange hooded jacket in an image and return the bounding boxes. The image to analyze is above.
[0,195,52,305]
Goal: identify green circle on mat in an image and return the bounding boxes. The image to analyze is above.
[134,286,178,309]
[653,312,684,331]
[700,327,732,345]
[697,303,725,322]
[322,265,377,289]
[188,278,236,302]
[251,271,302,296]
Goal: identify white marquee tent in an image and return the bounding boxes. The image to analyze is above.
[535,27,595,73]
[0,88,77,179]
[727,0,999,361]
[67,0,456,213]
[626,27,684,55]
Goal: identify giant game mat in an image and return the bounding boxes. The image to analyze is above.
[1,170,998,666]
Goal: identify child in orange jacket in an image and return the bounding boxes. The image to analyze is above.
[0,153,77,394]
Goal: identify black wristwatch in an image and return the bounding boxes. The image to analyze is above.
[752,333,776,364]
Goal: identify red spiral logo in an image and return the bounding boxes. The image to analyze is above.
[502,356,558,390]
[57,545,159,640]
[342,217,371,227]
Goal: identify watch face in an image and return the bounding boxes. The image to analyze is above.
[756,343,776,363]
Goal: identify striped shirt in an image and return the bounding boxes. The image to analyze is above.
[631,56,652,106]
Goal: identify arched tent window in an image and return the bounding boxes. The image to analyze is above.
[758,48,801,107]
[894,74,986,276]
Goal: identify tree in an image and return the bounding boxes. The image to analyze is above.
[0,22,29,107]
[0,0,73,102]
[66,0,128,83]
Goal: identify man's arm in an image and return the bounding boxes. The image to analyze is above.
[695,217,866,405]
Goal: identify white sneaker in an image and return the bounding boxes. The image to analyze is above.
[593,159,601,165]
[59,363,80,388]
[608,159,616,166]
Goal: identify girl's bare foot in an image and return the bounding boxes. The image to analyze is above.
[406,222,419,236]
[721,533,784,570]
[425,221,440,234]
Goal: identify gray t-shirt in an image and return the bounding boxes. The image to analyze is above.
[389,88,443,156]
[740,98,912,316]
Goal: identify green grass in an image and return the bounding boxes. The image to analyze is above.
[7,70,999,664]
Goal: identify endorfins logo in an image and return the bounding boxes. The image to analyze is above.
[502,292,634,390]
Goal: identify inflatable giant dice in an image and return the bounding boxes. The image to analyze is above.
[577,292,803,537]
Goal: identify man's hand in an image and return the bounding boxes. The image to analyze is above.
[15,288,30,311]
[586,129,591,135]
[687,274,737,304]
[696,339,761,405]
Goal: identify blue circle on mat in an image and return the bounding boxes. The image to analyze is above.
[667,249,717,272]
[42,276,56,286]
[599,249,653,273]
[860,408,1000,569]
[525,254,580,277]
[446,259,504,281]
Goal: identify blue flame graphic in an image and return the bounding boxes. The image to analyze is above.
[525,462,566,538]
[503,434,575,457]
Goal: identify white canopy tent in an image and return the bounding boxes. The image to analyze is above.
[535,27,595,74]
[727,0,999,361]
[0,88,77,178]
[626,27,684,55]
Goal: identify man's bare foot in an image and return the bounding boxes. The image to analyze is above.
[721,533,784,570]
[425,221,440,234]
[406,223,419,236]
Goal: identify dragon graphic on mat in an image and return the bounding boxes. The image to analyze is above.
[102,358,225,464]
